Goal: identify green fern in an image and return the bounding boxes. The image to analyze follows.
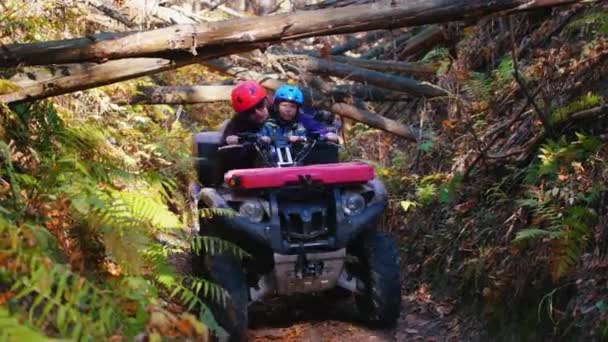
[514,227,562,242]
[191,236,248,259]
[494,56,514,85]
[462,72,493,101]
[565,10,608,37]
[551,93,601,124]
[0,307,57,342]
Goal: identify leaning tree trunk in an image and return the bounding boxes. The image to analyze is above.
[280,55,446,97]
[0,0,585,67]
[0,45,260,104]
[322,55,436,77]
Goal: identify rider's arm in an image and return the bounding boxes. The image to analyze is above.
[257,122,275,144]
[298,107,337,137]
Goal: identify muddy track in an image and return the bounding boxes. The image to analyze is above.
[247,287,478,342]
[168,239,481,341]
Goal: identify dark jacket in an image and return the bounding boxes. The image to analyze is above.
[220,113,264,145]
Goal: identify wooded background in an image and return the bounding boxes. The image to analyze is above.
[1,0,608,340]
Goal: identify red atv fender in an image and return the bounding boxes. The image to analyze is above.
[224,162,375,189]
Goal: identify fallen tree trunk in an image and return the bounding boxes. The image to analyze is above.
[0,0,586,67]
[330,102,419,141]
[0,44,260,104]
[398,25,446,59]
[114,85,234,104]
[282,55,446,97]
[329,30,389,55]
[329,55,436,76]
[360,33,411,59]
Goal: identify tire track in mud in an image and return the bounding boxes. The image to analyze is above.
[247,287,480,341]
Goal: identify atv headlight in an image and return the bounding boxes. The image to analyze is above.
[343,192,365,216]
[239,200,265,223]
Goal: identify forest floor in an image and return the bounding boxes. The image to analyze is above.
[247,287,482,342]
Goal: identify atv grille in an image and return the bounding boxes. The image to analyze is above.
[280,205,329,241]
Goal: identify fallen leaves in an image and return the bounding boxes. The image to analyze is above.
[146,308,209,341]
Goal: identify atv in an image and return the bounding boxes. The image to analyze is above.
[192,130,401,341]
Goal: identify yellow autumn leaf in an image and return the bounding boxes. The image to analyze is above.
[400,200,418,212]
[0,79,21,95]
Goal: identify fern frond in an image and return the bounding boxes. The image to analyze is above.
[191,236,249,259]
[514,227,562,243]
[11,257,121,340]
[0,307,56,342]
[199,207,236,219]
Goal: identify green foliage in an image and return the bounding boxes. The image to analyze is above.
[528,133,602,180]
[0,7,239,339]
[551,93,602,124]
[515,133,602,280]
[191,236,248,259]
[418,140,434,153]
[565,10,608,37]
[0,307,57,342]
[0,83,227,339]
[462,55,514,103]
[416,183,438,205]
[421,47,450,63]
[462,72,493,101]
[0,0,87,43]
[493,56,514,87]
[413,173,462,206]
[420,47,451,75]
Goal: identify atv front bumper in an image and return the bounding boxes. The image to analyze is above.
[218,201,385,254]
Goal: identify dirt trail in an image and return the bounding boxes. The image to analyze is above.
[247,286,477,342]
[167,236,481,341]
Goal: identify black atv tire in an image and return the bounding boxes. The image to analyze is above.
[200,253,249,342]
[354,230,401,328]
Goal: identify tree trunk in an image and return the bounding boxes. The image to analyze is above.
[329,30,389,55]
[0,44,260,104]
[360,33,411,59]
[398,25,445,59]
[330,102,419,141]
[114,85,234,104]
[329,55,436,77]
[0,0,584,67]
[284,55,445,97]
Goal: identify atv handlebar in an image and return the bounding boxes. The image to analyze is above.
[218,132,339,166]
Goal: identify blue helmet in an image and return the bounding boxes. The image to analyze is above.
[273,85,304,106]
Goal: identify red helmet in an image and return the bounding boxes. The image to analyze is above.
[231,81,267,113]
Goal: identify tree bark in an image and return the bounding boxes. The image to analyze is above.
[0,44,260,104]
[360,33,411,59]
[330,102,419,141]
[329,30,388,55]
[0,0,585,67]
[283,55,446,97]
[329,55,436,77]
[398,25,446,59]
[114,85,234,104]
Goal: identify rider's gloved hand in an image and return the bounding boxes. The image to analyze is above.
[324,132,339,142]
[288,136,306,144]
[259,135,271,144]
[226,135,240,145]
